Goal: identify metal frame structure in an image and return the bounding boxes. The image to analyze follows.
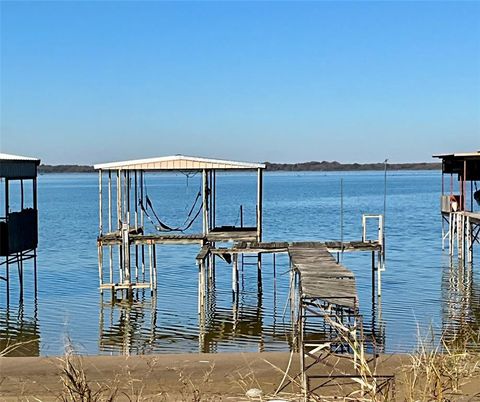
[433,151,480,263]
[94,155,265,299]
[0,153,40,304]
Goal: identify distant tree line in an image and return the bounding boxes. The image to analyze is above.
[39,165,95,173]
[38,161,441,173]
[264,161,441,171]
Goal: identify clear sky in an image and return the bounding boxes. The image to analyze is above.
[1,1,479,165]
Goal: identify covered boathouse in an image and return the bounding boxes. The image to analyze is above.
[433,150,480,262]
[0,153,40,304]
[94,154,265,297]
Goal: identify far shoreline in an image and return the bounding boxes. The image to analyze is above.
[39,161,441,174]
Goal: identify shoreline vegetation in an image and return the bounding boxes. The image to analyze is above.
[1,350,479,401]
[2,321,479,401]
[38,161,441,174]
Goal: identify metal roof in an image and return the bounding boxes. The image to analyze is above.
[0,153,40,178]
[94,155,265,171]
[0,153,40,163]
[433,151,480,159]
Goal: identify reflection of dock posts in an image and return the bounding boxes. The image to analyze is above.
[257,254,262,296]
[232,253,239,302]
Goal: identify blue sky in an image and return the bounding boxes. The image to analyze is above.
[1,1,479,164]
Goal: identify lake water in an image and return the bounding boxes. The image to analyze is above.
[1,171,479,356]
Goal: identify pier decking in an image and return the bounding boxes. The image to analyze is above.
[289,243,357,309]
[99,227,259,246]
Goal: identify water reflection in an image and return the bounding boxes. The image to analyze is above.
[442,258,480,348]
[0,301,40,356]
[365,294,386,354]
[98,269,296,355]
[99,294,158,355]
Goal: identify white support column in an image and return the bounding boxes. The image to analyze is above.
[98,170,103,235]
[377,250,382,297]
[98,170,103,293]
[122,223,130,284]
[202,169,208,236]
[449,212,454,256]
[457,213,462,259]
[98,239,103,293]
[149,243,153,291]
[467,216,472,264]
[117,170,122,228]
[232,253,238,302]
[198,259,206,314]
[256,168,263,242]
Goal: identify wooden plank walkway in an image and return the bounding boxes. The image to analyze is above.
[98,228,258,246]
[289,243,357,309]
[197,240,362,310]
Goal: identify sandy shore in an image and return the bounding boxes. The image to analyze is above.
[1,352,479,401]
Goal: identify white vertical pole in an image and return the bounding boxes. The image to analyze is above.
[202,169,208,236]
[377,250,382,297]
[467,216,472,263]
[256,168,263,242]
[232,253,238,301]
[149,243,153,291]
[99,170,103,234]
[98,238,103,293]
[98,170,103,293]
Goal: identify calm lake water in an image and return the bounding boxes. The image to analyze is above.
[1,171,479,356]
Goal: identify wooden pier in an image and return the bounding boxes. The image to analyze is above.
[196,236,385,399]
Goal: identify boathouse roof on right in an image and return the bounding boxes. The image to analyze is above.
[433,150,480,180]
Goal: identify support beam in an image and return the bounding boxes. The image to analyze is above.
[202,169,208,235]
[232,253,238,301]
[256,168,263,242]
[99,170,103,235]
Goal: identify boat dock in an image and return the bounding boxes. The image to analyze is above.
[94,154,386,399]
[433,151,480,263]
[196,238,384,398]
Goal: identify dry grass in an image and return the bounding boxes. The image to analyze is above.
[2,325,480,402]
[401,326,480,402]
[56,340,223,402]
[0,338,37,357]
[58,342,118,402]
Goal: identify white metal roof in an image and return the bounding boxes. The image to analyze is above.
[94,155,265,171]
[433,151,480,158]
[0,152,40,162]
